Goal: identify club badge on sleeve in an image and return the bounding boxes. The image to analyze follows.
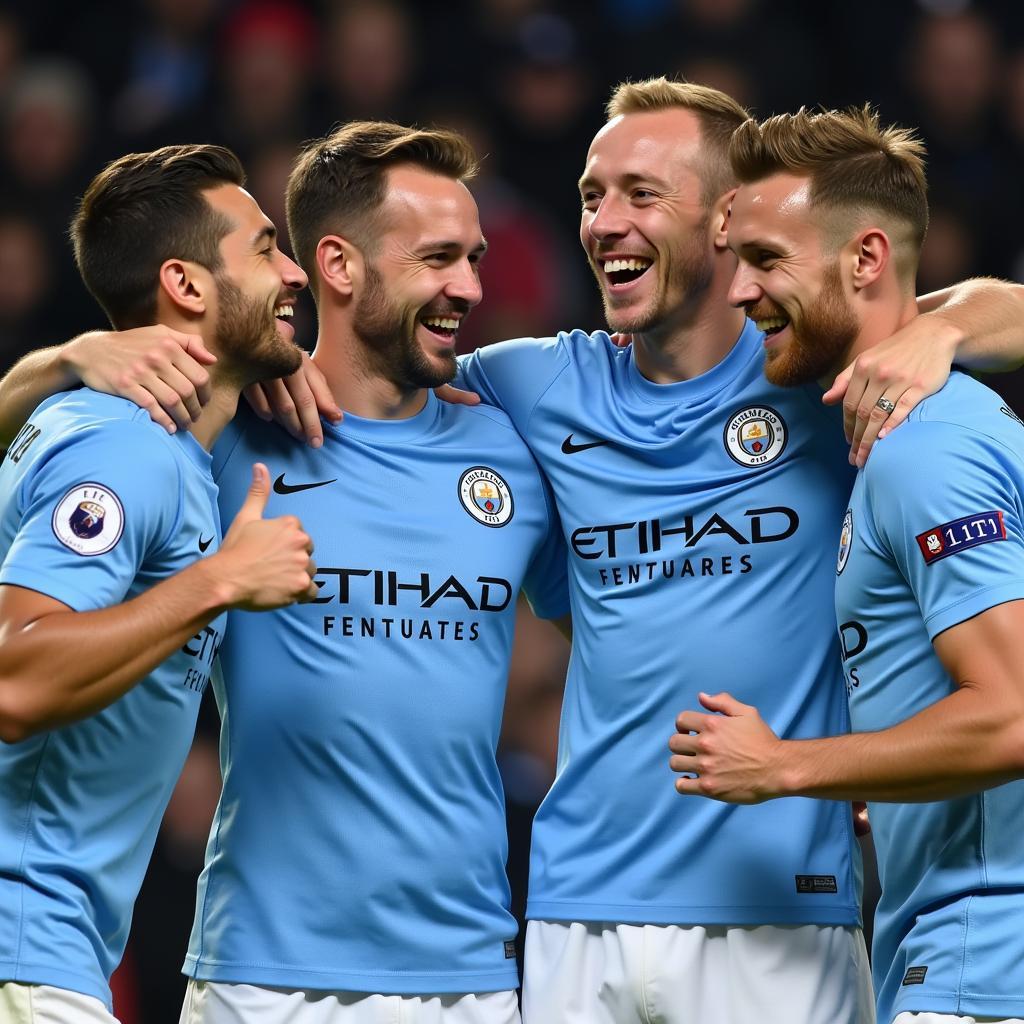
[915,511,1006,566]
[52,482,125,556]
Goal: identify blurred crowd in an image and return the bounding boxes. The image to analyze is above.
[3,0,1022,1018]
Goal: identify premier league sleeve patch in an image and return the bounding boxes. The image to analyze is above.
[51,482,125,556]
[915,511,1006,566]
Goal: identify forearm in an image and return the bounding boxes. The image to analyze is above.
[0,560,234,739]
[917,277,1024,372]
[0,343,82,447]
[777,684,1024,802]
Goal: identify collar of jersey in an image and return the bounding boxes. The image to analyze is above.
[174,426,214,472]
[624,318,762,405]
[324,387,442,443]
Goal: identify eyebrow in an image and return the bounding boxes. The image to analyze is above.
[420,238,489,255]
[578,171,671,193]
[249,224,277,249]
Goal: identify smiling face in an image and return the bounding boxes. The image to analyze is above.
[352,164,485,390]
[579,108,716,335]
[727,173,860,387]
[203,183,307,380]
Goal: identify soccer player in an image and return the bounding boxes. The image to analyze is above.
[668,107,1024,1024]
[0,145,318,1024]
[5,92,1024,1024]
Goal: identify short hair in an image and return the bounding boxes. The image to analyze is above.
[71,144,245,328]
[729,106,929,274]
[606,77,750,204]
[285,120,478,297]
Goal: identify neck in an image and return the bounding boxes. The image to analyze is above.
[310,316,428,420]
[820,290,920,390]
[629,249,747,383]
[190,370,242,450]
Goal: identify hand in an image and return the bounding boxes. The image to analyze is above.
[243,351,342,449]
[64,326,216,435]
[434,383,480,407]
[822,315,958,467]
[668,691,784,804]
[214,463,319,609]
[852,801,870,837]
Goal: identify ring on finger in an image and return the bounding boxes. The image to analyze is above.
[875,395,896,414]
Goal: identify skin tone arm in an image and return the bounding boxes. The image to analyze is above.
[0,464,318,743]
[667,600,1024,804]
[824,278,1024,466]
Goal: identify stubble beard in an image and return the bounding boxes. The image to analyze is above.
[762,262,860,388]
[214,275,303,384]
[353,262,457,390]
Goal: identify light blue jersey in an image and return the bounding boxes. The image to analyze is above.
[835,371,1024,1024]
[184,394,568,994]
[0,390,223,1009]
[457,324,861,926]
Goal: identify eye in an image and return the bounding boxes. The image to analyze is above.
[631,189,656,202]
[756,250,778,267]
[581,191,601,210]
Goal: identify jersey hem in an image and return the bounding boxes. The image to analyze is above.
[0,567,96,611]
[0,959,111,1010]
[182,957,519,995]
[891,991,1024,1020]
[525,900,861,926]
[925,579,1024,639]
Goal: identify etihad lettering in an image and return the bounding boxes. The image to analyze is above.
[312,568,512,612]
[838,619,868,695]
[180,623,221,693]
[571,506,799,560]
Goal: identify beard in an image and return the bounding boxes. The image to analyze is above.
[757,262,859,388]
[214,275,303,383]
[353,262,458,390]
[595,215,714,335]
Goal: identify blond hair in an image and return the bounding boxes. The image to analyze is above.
[730,106,928,276]
[607,77,750,203]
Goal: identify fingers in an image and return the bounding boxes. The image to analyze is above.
[434,383,481,406]
[235,463,270,522]
[609,333,633,348]
[122,384,177,435]
[282,365,328,448]
[301,353,343,425]
[853,388,916,467]
[821,363,852,412]
[697,690,747,715]
[244,382,274,421]
[173,330,217,366]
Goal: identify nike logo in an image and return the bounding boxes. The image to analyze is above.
[273,473,337,495]
[198,535,214,553]
[561,434,610,455]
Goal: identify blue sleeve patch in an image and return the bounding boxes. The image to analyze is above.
[915,511,1006,565]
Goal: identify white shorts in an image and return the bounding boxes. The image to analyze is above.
[522,920,874,1024]
[0,982,119,1024]
[179,980,521,1024]
[893,1014,1024,1024]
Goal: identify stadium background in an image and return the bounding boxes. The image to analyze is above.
[2,0,1023,1019]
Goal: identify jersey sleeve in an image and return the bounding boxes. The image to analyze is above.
[456,336,570,433]
[520,476,571,621]
[864,420,1024,639]
[0,422,182,611]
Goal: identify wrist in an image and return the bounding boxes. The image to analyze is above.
[921,310,966,365]
[58,334,98,388]
[186,556,242,613]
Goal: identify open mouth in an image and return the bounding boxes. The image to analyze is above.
[755,315,789,339]
[420,315,461,342]
[603,257,653,287]
[274,304,294,323]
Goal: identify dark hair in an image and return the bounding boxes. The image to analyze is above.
[286,120,478,297]
[70,144,246,328]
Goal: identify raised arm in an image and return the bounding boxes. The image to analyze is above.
[668,599,1024,804]
[0,327,217,447]
[825,277,1024,465]
[0,463,318,742]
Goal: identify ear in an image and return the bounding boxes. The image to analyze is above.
[850,228,890,291]
[711,187,737,252]
[316,235,363,299]
[157,259,208,316]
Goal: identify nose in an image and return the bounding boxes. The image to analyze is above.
[584,194,630,244]
[727,262,761,309]
[446,258,483,308]
[280,251,308,292]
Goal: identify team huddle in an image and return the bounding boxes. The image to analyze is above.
[0,75,1023,1024]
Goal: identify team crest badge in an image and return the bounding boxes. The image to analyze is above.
[458,466,514,527]
[52,482,125,556]
[724,405,787,467]
[837,509,853,575]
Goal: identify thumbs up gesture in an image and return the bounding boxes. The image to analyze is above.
[213,463,319,610]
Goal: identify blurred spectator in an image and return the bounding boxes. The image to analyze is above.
[0,214,55,371]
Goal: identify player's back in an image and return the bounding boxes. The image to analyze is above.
[0,389,224,1008]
